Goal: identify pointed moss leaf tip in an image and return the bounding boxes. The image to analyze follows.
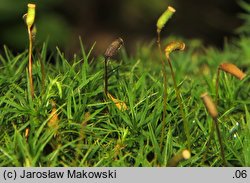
[26,3,36,28]
[157,6,176,33]
[165,41,185,58]
[219,63,246,80]
[104,37,124,58]
[201,92,218,119]
[48,100,59,130]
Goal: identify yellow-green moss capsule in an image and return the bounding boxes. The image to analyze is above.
[26,4,36,28]
[165,41,185,58]
[157,6,176,33]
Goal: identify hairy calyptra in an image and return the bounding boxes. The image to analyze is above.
[104,38,124,58]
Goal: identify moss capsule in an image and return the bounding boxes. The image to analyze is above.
[157,6,176,33]
[104,38,124,58]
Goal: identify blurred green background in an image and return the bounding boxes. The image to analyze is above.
[0,0,246,55]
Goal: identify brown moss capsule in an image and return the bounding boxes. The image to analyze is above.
[219,63,246,80]
[104,37,124,58]
[201,92,218,119]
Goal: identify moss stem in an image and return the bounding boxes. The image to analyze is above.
[213,118,227,166]
[157,31,168,153]
[28,28,34,98]
[215,68,221,105]
[104,57,109,97]
[166,56,190,150]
